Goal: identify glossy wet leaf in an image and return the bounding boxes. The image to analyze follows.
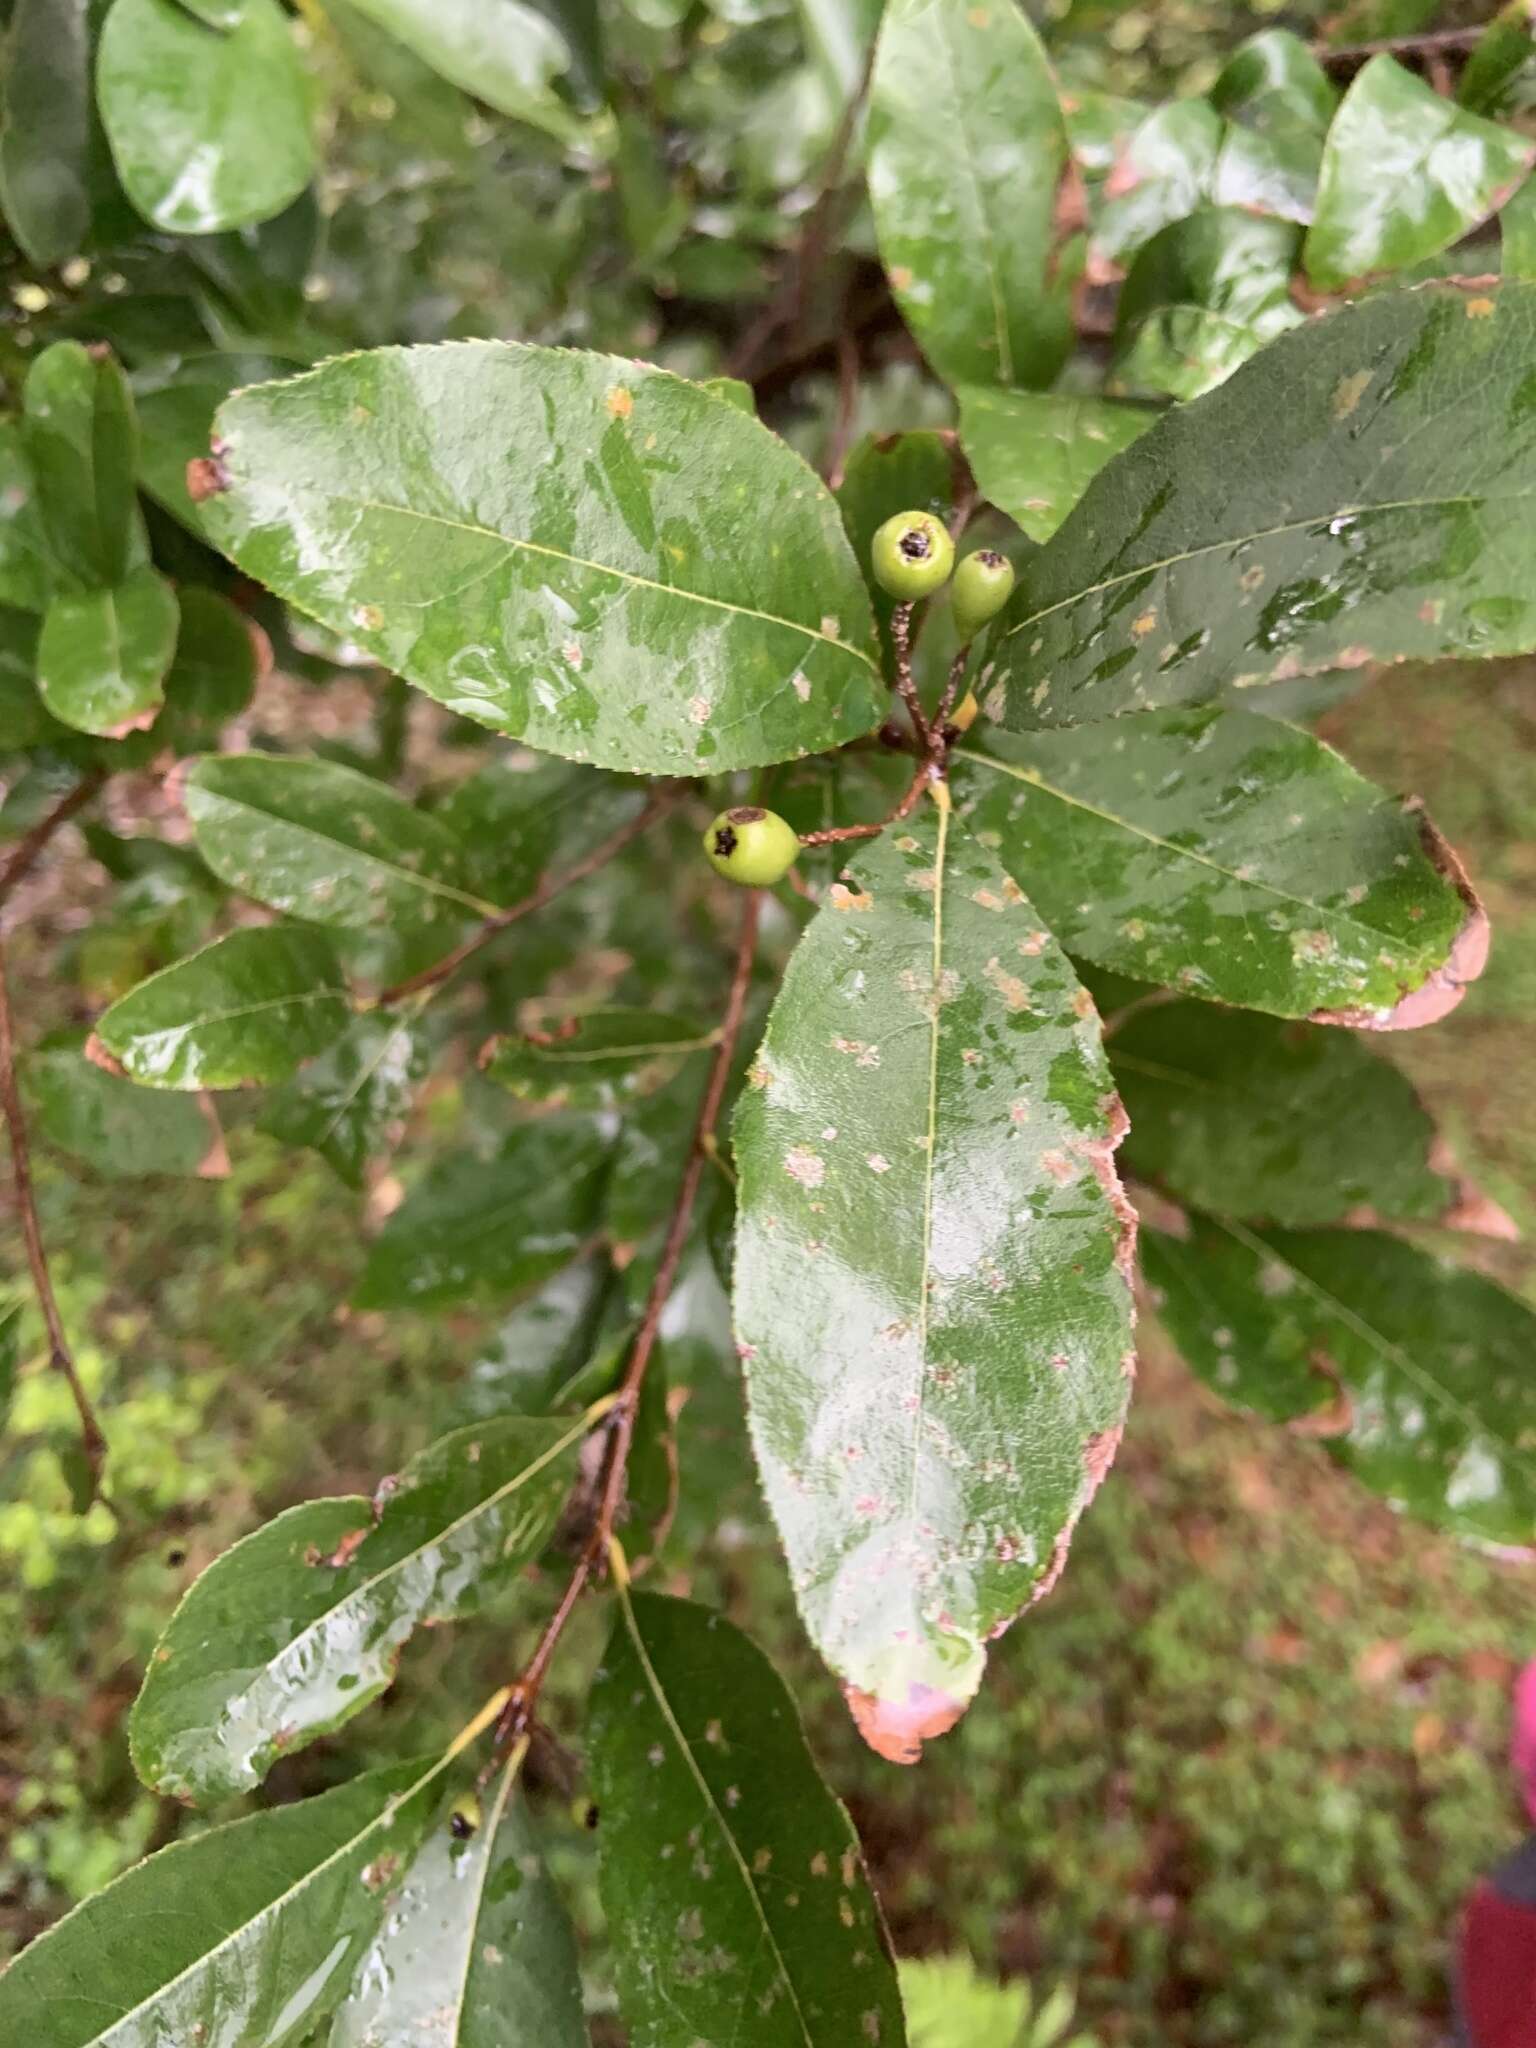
[868,0,1072,390]
[159,587,261,741]
[355,1118,611,1309]
[183,753,493,932]
[23,341,145,593]
[343,0,590,148]
[1110,1003,1453,1227]
[0,423,51,614]
[0,1757,442,2048]
[734,801,1135,1762]
[259,1012,427,1188]
[201,342,883,774]
[1112,210,1303,403]
[1094,100,1222,267]
[27,1037,219,1177]
[96,924,351,1088]
[955,387,1153,544]
[482,1008,712,1109]
[951,707,1474,1022]
[589,1590,906,2046]
[97,0,316,235]
[1304,56,1534,289]
[1145,1218,1536,1548]
[1209,29,1337,224]
[37,570,179,737]
[435,754,648,909]
[130,1414,583,1803]
[457,1252,617,1422]
[988,281,1536,728]
[328,1758,587,2048]
[0,0,130,266]
[835,429,960,661]
[133,352,298,533]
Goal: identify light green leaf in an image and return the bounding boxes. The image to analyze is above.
[182,752,494,931]
[590,1589,907,2046]
[868,0,1072,389]
[37,569,179,737]
[482,1008,713,1108]
[175,0,251,24]
[200,342,884,774]
[97,0,316,235]
[1145,1218,1536,1548]
[951,707,1478,1022]
[1094,100,1222,267]
[26,1035,220,1177]
[1209,29,1338,224]
[1112,210,1304,403]
[133,352,299,533]
[900,1957,1038,2048]
[129,1415,584,1802]
[0,1758,443,2048]
[354,1118,611,1308]
[734,801,1135,1761]
[328,1758,587,2048]
[23,340,146,592]
[1304,55,1534,289]
[342,0,592,148]
[260,1012,428,1187]
[955,387,1152,545]
[988,282,1536,729]
[96,925,351,1088]
[1505,174,1536,277]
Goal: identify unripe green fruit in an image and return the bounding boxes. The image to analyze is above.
[951,548,1016,642]
[870,510,955,600]
[449,1794,482,1839]
[703,806,800,886]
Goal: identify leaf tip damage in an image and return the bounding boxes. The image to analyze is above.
[1310,815,1488,1031]
[843,1679,969,1767]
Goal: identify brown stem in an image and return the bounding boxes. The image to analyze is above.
[0,771,105,918]
[889,602,930,749]
[378,789,680,1005]
[1313,26,1482,68]
[799,756,932,846]
[497,889,761,1744]
[0,935,108,1499]
[934,644,971,733]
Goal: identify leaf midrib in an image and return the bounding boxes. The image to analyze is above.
[903,795,949,1530]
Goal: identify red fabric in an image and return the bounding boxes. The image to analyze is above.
[1461,1880,1536,2047]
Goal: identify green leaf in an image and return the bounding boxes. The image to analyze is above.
[97,0,316,235]
[159,586,261,741]
[1304,56,1534,289]
[734,801,1135,1761]
[182,752,494,931]
[955,387,1152,545]
[175,0,251,24]
[1505,174,1536,277]
[1110,1003,1454,1227]
[96,925,351,1088]
[1209,29,1337,224]
[1094,100,1222,268]
[951,707,1478,1023]
[835,428,959,666]
[0,607,62,746]
[133,352,298,533]
[0,1296,21,1428]
[589,1589,907,2047]
[0,1757,443,2048]
[23,341,146,592]
[1460,3,1536,122]
[129,1415,584,1802]
[1145,1218,1536,1548]
[328,1758,587,2048]
[37,569,179,737]
[260,1012,428,1187]
[435,753,648,908]
[0,422,52,614]
[1112,210,1304,403]
[342,0,592,148]
[457,1252,617,1421]
[987,281,1536,728]
[0,0,129,266]
[699,375,757,414]
[899,1957,1036,2048]
[868,0,1072,389]
[354,1118,610,1309]
[26,1036,220,1177]
[200,342,884,774]
[482,1008,713,1109]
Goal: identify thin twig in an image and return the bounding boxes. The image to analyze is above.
[799,757,932,845]
[497,889,761,1745]
[889,602,930,749]
[377,789,681,1005]
[933,644,972,733]
[0,771,105,919]
[0,935,108,1498]
[1313,26,1483,68]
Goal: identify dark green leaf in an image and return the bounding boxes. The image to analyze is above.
[133,352,299,533]
[23,341,147,592]
[457,1251,617,1421]
[1112,210,1304,403]
[0,1758,443,2048]
[734,800,1136,1761]
[1304,56,1533,289]
[201,343,885,774]
[1460,3,1536,122]
[328,1758,587,2048]
[26,1036,220,1176]
[260,1012,428,1187]
[835,428,959,664]
[341,0,592,148]
[1094,100,1222,267]
[96,925,351,1087]
[868,0,1072,389]
[0,423,51,614]
[1209,29,1337,224]
[951,707,1478,1022]
[37,569,179,737]
[1110,1002,1453,1227]
[589,1590,906,2046]
[182,752,494,930]
[97,0,316,235]
[0,607,61,745]
[0,1296,21,1427]
[355,1118,610,1309]
[159,586,261,740]
[130,1414,584,1801]
[482,1008,713,1109]
[988,282,1536,728]
[0,0,129,267]
[434,753,647,909]
[1145,1218,1536,1547]
[955,387,1152,544]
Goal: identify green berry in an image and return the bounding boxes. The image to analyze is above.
[703,806,800,886]
[448,1794,482,1839]
[951,548,1016,642]
[870,510,955,601]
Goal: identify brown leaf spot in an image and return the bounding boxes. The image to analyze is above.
[84,1033,128,1080]
[1310,816,1488,1030]
[186,455,230,502]
[1331,370,1373,421]
[605,385,633,418]
[844,1680,967,1766]
[323,1524,370,1569]
[830,883,873,913]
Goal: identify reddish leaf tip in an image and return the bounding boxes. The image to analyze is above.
[844,1680,968,1766]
